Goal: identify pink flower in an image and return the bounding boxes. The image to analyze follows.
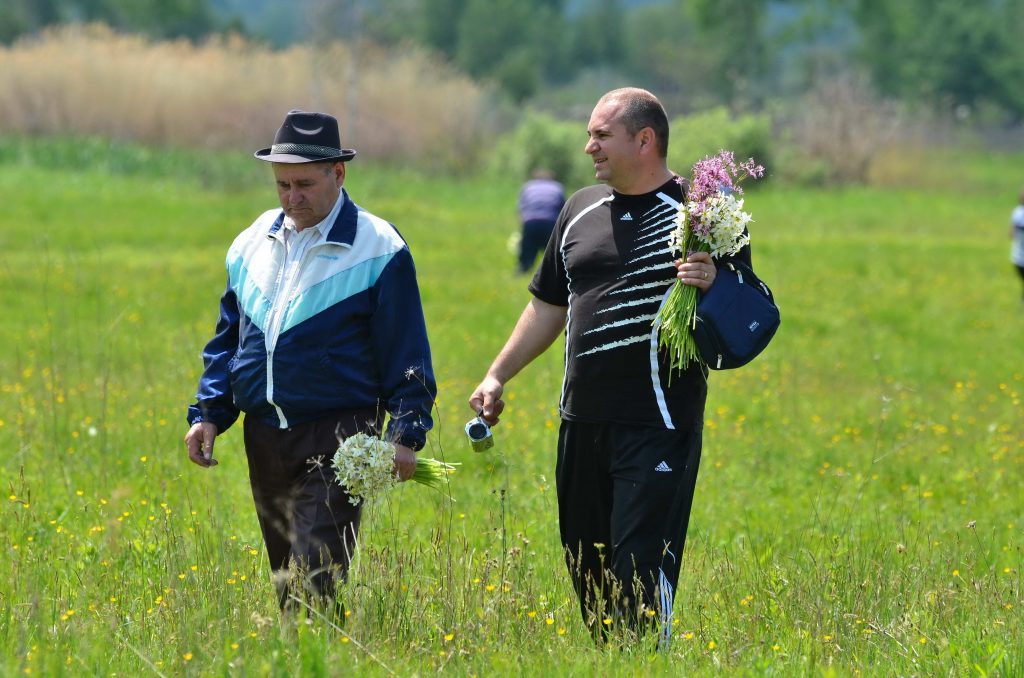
[739,158,765,179]
[684,151,764,233]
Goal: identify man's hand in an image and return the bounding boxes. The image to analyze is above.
[467,297,565,428]
[185,422,219,468]
[393,443,417,482]
[468,375,505,426]
[676,251,716,292]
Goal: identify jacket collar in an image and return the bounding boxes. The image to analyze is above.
[325,189,358,246]
[265,189,358,246]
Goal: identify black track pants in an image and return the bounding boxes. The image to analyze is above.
[242,408,381,609]
[555,419,702,639]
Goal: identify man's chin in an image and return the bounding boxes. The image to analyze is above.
[286,211,314,228]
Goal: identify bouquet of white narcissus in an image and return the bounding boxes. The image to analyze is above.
[331,432,457,506]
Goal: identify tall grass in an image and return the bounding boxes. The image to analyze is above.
[0,24,498,171]
[0,139,1020,675]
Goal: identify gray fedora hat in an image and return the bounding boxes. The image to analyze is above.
[254,110,357,163]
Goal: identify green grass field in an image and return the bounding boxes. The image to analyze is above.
[0,139,1020,676]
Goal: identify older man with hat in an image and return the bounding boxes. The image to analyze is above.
[184,110,436,612]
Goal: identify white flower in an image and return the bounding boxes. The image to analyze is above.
[668,194,751,259]
[332,433,460,506]
[698,194,751,258]
[331,433,398,506]
[668,207,689,256]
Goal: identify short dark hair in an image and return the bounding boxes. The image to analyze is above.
[598,87,669,158]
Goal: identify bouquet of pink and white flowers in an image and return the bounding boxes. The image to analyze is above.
[655,150,764,372]
[332,433,457,506]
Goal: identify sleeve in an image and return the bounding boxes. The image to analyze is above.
[528,206,571,306]
[369,246,437,451]
[186,279,242,433]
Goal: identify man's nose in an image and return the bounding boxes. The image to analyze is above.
[584,137,597,154]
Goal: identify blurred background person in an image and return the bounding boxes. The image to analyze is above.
[516,168,565,274]
[1011,186,1024,303]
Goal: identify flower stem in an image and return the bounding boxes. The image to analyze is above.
[654,220,705,376]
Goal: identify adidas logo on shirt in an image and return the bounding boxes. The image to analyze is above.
[620,212,633,221]
[654,460,672,472]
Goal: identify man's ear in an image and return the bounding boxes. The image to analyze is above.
[637,127,656,153]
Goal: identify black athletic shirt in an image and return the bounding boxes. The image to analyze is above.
[530,177,751,431]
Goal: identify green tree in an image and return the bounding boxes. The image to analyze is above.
[0,0,71,42]
[420,0,466,59]
[851,0,1024,119]
[618,0,772,111]
[686,0,769,107]
[567,0,626,71]
[621,4,706,110]
[106,0,217,40]
[454,0,566,101]
[0,0,220,42]
[360,0,420,47]
[0,1,30,43]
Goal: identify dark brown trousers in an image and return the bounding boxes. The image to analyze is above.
[242,408,381,609]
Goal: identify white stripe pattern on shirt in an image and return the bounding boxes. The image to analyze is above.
[595,295,666,315]
[582,314,656,336]
[576,333,651,357]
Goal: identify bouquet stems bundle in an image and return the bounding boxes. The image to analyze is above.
[656,222,704,373]
[409,455,457,491]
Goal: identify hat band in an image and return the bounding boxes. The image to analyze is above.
[270,142,342,157]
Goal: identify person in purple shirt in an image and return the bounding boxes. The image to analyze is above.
[1011,186,1024,303]
[517,168,566,273]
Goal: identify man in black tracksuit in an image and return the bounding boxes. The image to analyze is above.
[469,88,751,645]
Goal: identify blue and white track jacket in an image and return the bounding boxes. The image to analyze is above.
[187,190,435,450]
